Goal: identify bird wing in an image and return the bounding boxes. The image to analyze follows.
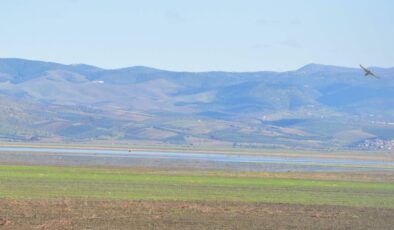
[370,72,379,78]
[360,64,368,72]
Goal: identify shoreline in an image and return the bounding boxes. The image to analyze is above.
[0,142,392,162]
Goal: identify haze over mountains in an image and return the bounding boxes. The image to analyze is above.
[1,58,394,150]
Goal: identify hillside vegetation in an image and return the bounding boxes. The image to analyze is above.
[1,58,394,150]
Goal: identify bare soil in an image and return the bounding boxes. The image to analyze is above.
[0,199,393,230]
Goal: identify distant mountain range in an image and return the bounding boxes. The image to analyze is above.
[1,58,394,151]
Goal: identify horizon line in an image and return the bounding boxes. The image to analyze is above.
[0,57,392,73]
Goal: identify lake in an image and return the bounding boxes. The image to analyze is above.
[0,146,393,172]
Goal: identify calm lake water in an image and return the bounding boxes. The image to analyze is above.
[0,147,393,172]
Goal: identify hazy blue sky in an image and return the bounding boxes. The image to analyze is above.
[1,0,393,71]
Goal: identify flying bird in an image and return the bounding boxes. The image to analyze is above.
[360,64,378,78]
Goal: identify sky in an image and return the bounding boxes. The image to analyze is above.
[0,0,393,72]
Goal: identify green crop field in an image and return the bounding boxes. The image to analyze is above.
[1,165,393,208]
